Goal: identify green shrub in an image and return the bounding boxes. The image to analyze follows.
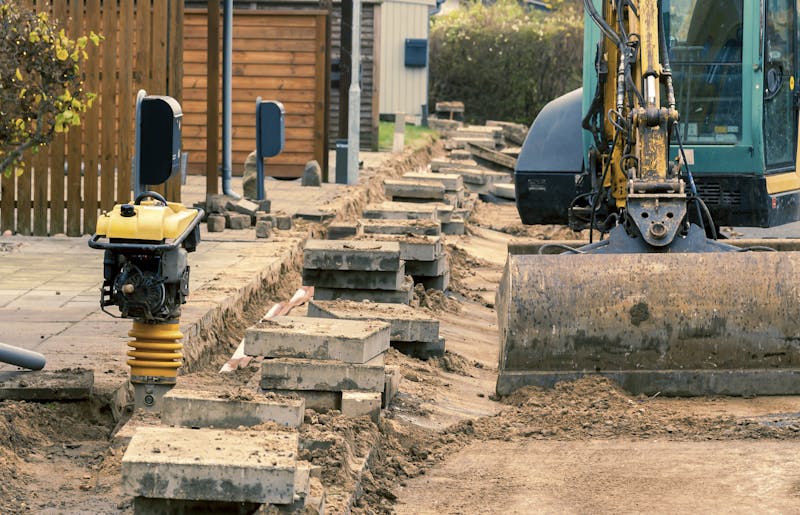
[429,0,583,125]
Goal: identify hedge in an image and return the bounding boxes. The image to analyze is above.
[429,0,584,125]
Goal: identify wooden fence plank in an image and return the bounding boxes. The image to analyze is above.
[314,13,328,174]
[83,0,101,234]
[100,0,118,210]
[149,0,168,197]
[1,170,15,234]
[66,0,84,236]
[165,0,183,202]
[50,0,68,235]
[206,0,220,195]
[117,0,134,204]
[33,0,50,236]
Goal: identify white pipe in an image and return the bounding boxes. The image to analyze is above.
[346,0,362,185]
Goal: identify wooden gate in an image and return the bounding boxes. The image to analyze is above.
[0,0,183,237]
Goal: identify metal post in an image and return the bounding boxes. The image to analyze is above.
[256,97,265,200]
[221,0,239,199]
[346,0,362,184]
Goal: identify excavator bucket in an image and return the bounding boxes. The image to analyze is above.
[496,250,800,396]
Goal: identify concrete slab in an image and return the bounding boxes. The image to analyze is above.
[414,270,451,291]
[356,234,443,261]
[326,224,359,240]
[385,179,446,200]
[302,267,405,291]
[260,355,386,392]
[341,390,381,422]
[313,282,414,305]
[430,159,480,172]
[303,239,402,272]
[0,369,93,401]
[244,316,391,363]
[269,389,341,411]
[307,300,439,343]
[492,182,516,200]
[362,201,449,221]
[160,388,305,428]
[403,172,464,191]
[392,337,446,359]
[358,218,441,237]
[442,218,466,235]
[122,426,299,504]
[405,255,449,277]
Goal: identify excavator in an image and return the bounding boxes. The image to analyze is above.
[498,0,800,396]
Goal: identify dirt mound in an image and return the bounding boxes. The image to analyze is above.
[460,377,800,441]
[469,201,589,239]
[411,284,460,314]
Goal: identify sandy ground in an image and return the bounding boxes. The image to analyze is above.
[3,196,800,513]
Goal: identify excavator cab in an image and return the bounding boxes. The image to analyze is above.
[500,0,800,397]
[516,0,800,228]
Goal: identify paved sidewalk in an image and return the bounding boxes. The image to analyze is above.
[0,150,412,405]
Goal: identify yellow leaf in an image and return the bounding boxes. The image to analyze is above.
[89,32,100,46]
[29,32,40,43]
[15,167,24,178]
[15,68,22,81]
[19,88,26,99]
[56,47,68,61]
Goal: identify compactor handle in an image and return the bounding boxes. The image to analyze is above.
[134,191,168,206]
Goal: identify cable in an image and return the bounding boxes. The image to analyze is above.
[539,243,587,255]
[737,246,777,252]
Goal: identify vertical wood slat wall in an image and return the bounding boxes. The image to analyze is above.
[182,9,329,178]
[0,0,182,236]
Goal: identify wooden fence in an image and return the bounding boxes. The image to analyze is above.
[0,0,183,237]
[182,9,329,178]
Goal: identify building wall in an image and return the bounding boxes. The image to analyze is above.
[182,9,328,177]
[379,0,434,121]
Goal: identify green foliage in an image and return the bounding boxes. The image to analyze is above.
[429,0,584,125]
[0,2,102,177]
[378,121,437,151]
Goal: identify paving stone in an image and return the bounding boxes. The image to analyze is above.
[449,149,472,160]
[357,234,443,261]
[160,387,305,428]
[244,316,390,363]
[256,200,272,212]
[260,355,385,392]
[403,172,464,191]
[404,255,449,277]
[492,182,516,200]
[0,369,93,401]
[256,220,273,238]
[307,300,439,343]
[341,390,381,423]
[383,366,401,408]
[358,218,441,237]
[227,198,260,217]
[385,179,445,200]
[228,213,251,230]
[326,224,359,240]
[275,215,293,230]
[207,214,226,233]
[413,270,451,291]
[122,427,299,504]
[392,337,446,359]
[428,118,463,131]
[303,268,405,291]
[205,194,231,214]
[442,217,466,235]
[303,239,402,271]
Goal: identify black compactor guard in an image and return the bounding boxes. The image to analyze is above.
[514,88,587,225]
